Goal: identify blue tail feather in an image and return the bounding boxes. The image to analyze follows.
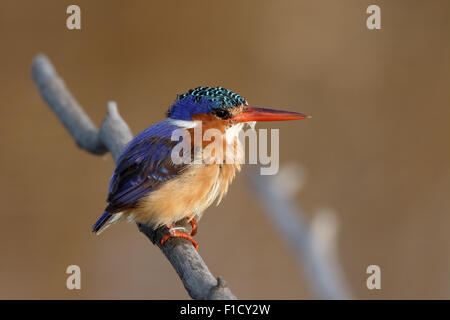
[92,212,112,233]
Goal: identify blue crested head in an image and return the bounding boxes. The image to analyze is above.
[167,86,247,120]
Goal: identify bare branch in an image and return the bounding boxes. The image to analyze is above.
[246,166,351,299]
[31,54,236,300]
[31,55,107,155]
[99,101,133,161]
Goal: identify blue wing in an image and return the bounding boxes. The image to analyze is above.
[92,120,189,232]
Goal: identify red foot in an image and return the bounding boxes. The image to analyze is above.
[161,225,199,250]
[186,215,197,236]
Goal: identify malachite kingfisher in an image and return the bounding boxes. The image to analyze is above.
[92,87,310,249]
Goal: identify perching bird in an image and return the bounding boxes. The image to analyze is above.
[92,87,309,249]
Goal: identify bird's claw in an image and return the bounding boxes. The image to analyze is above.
[160,218,199,250]
[186,215,198,236]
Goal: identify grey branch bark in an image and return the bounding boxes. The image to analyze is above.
[31,54,236,300]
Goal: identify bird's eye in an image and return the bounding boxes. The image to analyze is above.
[215,109,230,119]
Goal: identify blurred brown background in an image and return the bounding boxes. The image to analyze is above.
[0,0,449,299]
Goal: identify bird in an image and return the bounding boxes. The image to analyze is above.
[92,86,310,249]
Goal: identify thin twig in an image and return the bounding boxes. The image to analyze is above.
[31,54,236,300]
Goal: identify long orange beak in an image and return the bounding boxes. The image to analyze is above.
[231,106,311,122]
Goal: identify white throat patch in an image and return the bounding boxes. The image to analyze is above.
[225,123,245,143]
